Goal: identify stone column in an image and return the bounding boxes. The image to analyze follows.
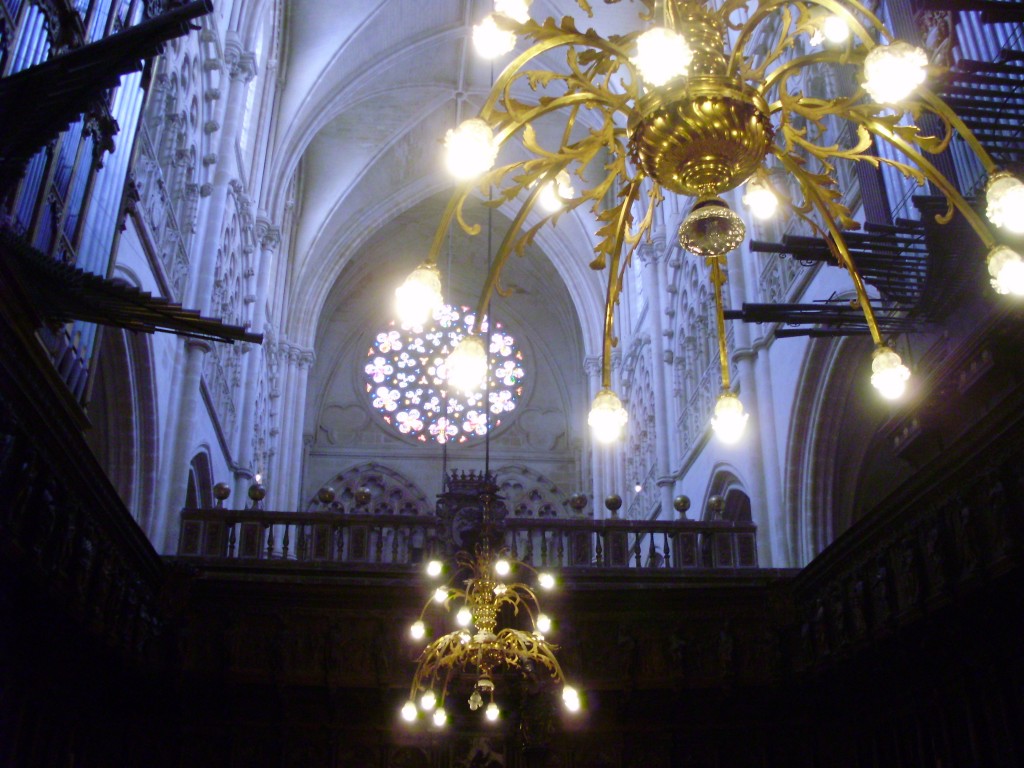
[232,218,280,501]
[584,356,604,516]
[728,250,787,567]
[637,240,676,519]
[154,42,257,551]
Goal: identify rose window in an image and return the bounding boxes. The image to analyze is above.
[364,305,525,444]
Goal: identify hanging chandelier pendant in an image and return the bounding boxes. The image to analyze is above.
[403,0,1024,448]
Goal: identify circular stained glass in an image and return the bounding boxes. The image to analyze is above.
[364,305,525,444]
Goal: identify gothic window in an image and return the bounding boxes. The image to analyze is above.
[364,305,525,444]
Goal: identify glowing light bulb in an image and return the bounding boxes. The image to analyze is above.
[432,708,447,727]
[395,263,442,327]
[456,607,472,627]
[562,685,581,712]
[420,690,436,711]
[446,334,488,395]
[473,14,516,58]
[985,172,1024,234]
[485,702,500,721]
[538,572,555,590]
[536,614,552,633]
[494,558,511,576]
[632,27,692,87]
[444,118,499,180]
[711,392,749,444]
[537,170,575,213]
[410,621,426,640]
[987,245,1024,296]
[433,587,448,604]
[870,346,911,400]
[426,559,443,577]
[742,178,779,220]
[822,15,850,44]
[401,701,417,722]
[495,0,530,24]
[588,387,628,444]
[493,583,507,596]
[863,42,927,104]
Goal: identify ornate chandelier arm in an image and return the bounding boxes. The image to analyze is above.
[479,23,638,123]
[777,152,884,345]
[709,257,733,390]
[851,113,997,248]
[600,180,643,388]
[917,87,998,176]
[762,48,863,99]
[727,0,887,79]
[469,172,556,334]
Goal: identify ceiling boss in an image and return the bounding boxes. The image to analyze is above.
[395,0,1024,445]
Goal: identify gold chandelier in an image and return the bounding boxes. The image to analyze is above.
[396,0,1024,446]
[401,493,578,727]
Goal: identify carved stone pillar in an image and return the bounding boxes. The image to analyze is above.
[637,241,677,519]
[584,356,604,515]
[232,219,280,501]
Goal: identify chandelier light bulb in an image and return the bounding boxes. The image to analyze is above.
[862,42,928,104]
[742,178,779,220]
[410,620,426,640]
[395,263,443,327]
[426,559,443,577]
[588,387,628,444]
[711,391,749,444]
[822,15,850,44]
[401,701,417,722]
[420,690,437,711]
[562,685,581,712]
[632,27,693,87]
[433,587,448,604]
[495,0,530,24]
[456,606,473,627]
[870,346,911,400]
[473,14,516,59]
[446,334,488,395]
[985,172,1024,234]
[987,245,1024,296]
[432,708,447,727]
[444,118,499,180]
[494,558,511,576]
[537,170,575,213]
[537,572,555,590]
[536,613,552,633]
[485,702,500,721]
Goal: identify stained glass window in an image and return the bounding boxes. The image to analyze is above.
[365,305,525,444]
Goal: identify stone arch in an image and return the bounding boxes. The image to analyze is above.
[703,467,749,521]
[493,465,567,519]
[186,450,214,510]
[310,462,429,515]
[85,329,159,536]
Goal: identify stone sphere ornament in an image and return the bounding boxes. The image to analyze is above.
[212,482,231,507]
[317,486,336,505]
[605,494,623,514]
[568,493,588,512]
[354,487,372,507]
[248,481,267,506]
[673,495,691,516]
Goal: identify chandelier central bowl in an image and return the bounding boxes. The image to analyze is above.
[629,77,774,198]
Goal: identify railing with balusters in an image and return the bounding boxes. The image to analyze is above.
[177,508,758,570]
